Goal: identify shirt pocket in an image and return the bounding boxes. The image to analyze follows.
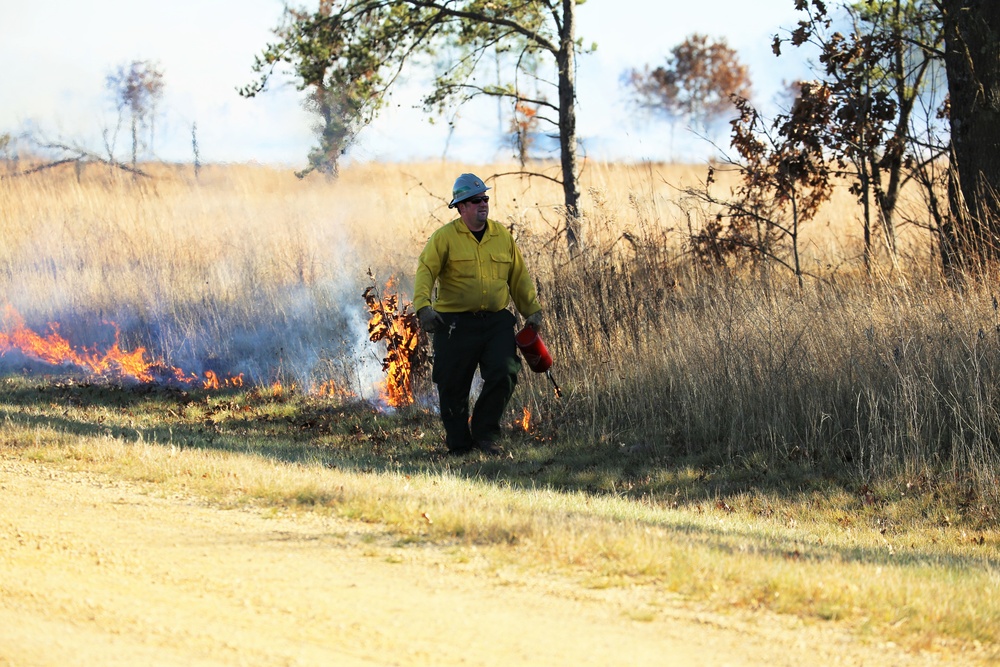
[490,252,513,281]
[447,252,478,279]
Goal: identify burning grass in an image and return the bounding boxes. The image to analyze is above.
[0,304,243,388]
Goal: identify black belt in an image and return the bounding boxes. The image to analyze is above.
[452,310,498,318]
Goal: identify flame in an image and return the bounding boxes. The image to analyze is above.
[317,379,352,399]
[519,406,532,431]
[363,279,427,408]
[0,304,240,389]
[202,370,244,390]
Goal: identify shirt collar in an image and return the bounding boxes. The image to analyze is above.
[454,218,492,236]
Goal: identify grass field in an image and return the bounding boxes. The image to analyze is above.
[1,160,998,660]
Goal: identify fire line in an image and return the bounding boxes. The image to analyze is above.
[0,305,242,389]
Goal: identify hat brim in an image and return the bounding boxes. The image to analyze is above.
[448,185,492,208]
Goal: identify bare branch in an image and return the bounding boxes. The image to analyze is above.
[491,169,563,186]
[407,0,560,53]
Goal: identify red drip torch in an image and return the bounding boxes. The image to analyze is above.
[515,326,562,398]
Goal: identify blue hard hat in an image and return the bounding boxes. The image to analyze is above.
[448,173,491,208]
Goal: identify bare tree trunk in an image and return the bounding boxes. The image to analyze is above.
[130,114,138,177]
[941,159,963,275]
[877,0,906,258]
[192,122,201,181]
[860,159,873,273]
[942,0,1000,267]
[557,0,582,253]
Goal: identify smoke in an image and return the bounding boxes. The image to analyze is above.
[0,169,426,401]
[0,275,396,399]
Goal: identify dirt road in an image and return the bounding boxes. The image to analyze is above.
[0,457,969,666]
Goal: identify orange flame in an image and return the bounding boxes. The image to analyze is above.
[202,370,244,390]
[0,304,241,389]
[317,379,353,399]
[519,406,532,431]
[363,279,427,408]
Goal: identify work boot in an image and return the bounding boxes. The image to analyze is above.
[475,440,502,456]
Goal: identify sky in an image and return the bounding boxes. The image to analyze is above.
[1,1,811,167]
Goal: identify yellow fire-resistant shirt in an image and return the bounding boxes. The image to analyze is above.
[413,219,541,316]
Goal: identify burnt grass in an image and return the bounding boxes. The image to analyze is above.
[1,374,996,532]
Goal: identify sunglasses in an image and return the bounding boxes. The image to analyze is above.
[463,196,489,205]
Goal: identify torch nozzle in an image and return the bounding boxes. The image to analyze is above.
[546,369,563,398]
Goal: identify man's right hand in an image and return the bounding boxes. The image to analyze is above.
[418,306,445,333]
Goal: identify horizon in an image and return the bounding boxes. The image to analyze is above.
[2,1,809,168]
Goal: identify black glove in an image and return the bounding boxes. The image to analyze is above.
[524,310,543,332]
[418,306,445,333]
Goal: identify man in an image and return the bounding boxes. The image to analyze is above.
[414,173,543,455]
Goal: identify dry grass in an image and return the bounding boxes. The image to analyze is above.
[0,159,715,389]
[3,158,998,487]
[2,159,1000,657]
[0,157,896,316]
[543,263,1000,492]
[2,401,997,656]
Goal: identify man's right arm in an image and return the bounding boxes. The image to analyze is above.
[413,234,443,312]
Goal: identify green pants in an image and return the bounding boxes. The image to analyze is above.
[432,310,521,452]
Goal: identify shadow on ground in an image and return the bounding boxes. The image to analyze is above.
[2,377,996,573]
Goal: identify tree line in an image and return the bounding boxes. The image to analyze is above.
[3,60,167,181]
[241,0,1000,279]
[698,0,1000,281]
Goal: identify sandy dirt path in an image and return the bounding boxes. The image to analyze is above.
[0,457,970,667]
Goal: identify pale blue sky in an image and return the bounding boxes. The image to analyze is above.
[1,1,809,165]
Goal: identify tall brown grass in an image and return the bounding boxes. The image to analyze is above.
[2,159,998,497]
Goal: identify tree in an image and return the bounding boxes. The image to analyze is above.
[191,122,201,180]
[300,86,364,179]
[248,2,372,179]
[939,0,1000,269]
[626,34,752,136]
[0,132,14,175]
[106,60,164,173]
[774,0,945,271]
[687,87,835,288]
[509,98,541,166]
[774,0,1000,274]
[241,0,588,251]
